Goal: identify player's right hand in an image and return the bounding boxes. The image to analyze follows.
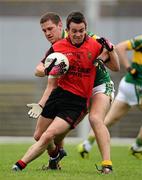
[27,103,43,118]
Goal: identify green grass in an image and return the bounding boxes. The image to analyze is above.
[0,143,142,180]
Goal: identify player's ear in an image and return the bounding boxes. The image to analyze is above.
[58,21,63,29]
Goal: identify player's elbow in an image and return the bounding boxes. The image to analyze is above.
[106,62,120,72]
[110,63,120,71]
[35,69,45,77]
[111,65,120,72]
[35,63,45,77]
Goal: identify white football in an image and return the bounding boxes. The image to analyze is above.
[45,52,69,75]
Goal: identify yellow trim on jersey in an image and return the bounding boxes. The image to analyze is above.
[127,39,142,64]
[126,40,133,50]
[91,34,99,40]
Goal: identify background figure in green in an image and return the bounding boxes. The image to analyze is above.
[78,35,142,160]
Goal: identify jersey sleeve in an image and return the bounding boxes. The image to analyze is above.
[129,35,142,51]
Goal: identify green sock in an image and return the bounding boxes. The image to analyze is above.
[136,138,142,146]
[88,136,95,145]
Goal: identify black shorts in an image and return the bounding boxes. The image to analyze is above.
[41,86,87,129]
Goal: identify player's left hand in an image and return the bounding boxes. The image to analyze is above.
[27,103,43,118]
[97,37,114,52]
[94,58,106,72]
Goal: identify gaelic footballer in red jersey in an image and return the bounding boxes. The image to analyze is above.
[48,36,102,99]
[12,11,103,172]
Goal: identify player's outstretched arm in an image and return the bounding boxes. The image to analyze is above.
[116,41,138,77]
[116,41,131,69]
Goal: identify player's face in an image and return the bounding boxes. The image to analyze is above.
[41,20,62,44]
[67,22,86,45]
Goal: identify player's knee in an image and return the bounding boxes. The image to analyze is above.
[33,131,42,141]
[41,130,56,145]
[89,113,102,126]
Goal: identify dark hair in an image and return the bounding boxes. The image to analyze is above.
[40,12,61,25]
[66,11,87,29]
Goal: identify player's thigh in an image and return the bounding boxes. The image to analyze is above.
[90,93,111,119]
[54,131,69,145]
[45,116,70,137]
[35,115,53,135]
[105,99,130,126]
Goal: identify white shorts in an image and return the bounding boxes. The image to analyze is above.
[115,77,138,106]
[92,81,115,101]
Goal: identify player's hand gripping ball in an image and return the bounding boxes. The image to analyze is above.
[44,52,69,77]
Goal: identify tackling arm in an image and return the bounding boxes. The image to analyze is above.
[35,62,45,77]
[35,47,54,77]
[116,41,138,77]
[97,37,120,71]
[98,48,120,72]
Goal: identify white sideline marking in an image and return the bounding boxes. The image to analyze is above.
[0,136,135,146]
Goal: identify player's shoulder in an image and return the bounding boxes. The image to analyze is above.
[128,35,142,49]
[133,35,142,41]
[87,35,100,45]
[129,35,142,44]
[53,38,67,46]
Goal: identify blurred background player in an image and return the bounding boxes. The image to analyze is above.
[78,35,142,159]
[131,126,142,159]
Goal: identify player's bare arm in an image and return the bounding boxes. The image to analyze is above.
[97,37,120,71]
[38,77,58,107]
[98,48,120,71]
[116,41,130,68]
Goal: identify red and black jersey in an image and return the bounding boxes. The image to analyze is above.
[46,36,102,99]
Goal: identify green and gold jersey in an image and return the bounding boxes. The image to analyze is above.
[125,35,142,85]
[62,30,111,87]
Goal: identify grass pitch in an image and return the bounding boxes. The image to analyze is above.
[0,143,142,180]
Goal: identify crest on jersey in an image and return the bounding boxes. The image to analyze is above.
[88,52,92,59]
